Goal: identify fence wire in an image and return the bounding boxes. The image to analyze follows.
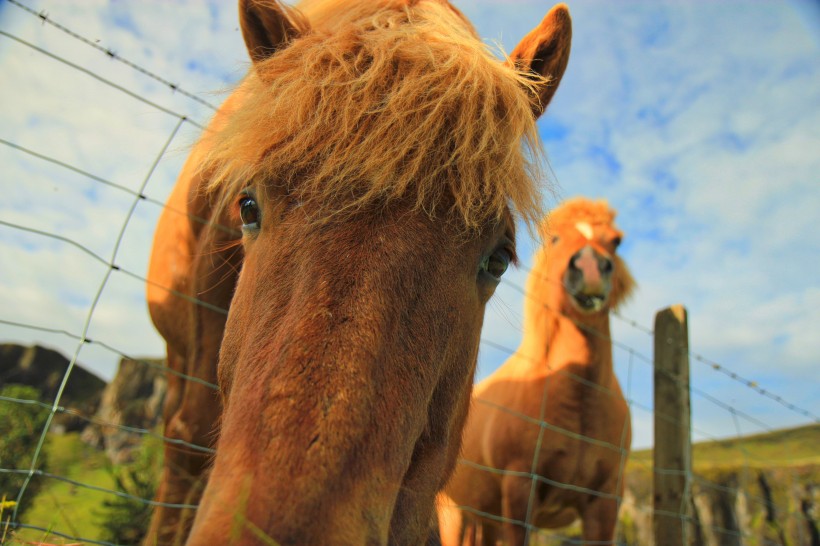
[1,3,817,546]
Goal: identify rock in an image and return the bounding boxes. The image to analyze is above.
[0,343,106,432]
[81,356,167,464]
[614,462,819,546]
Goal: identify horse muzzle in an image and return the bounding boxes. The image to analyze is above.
[564,245,612,313]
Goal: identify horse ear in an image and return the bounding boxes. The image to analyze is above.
[239,0,303,64]
[510,3,572,118]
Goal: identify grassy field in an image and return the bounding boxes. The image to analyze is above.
[6,433,116,544]
[629,422,820,470]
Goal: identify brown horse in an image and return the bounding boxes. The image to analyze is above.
[438,198,636,546]
[144,1,572,545]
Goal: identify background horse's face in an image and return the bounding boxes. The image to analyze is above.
[192,193,513,544]
[540,216,631,318]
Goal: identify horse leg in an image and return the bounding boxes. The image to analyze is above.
[144,233,239,545]
[144,343,222,545]
[143,349,183,545]
[437,494,466,546]
[500,470,532,546]
[477,519,498,546]
[580,492,619,545]
[465,519,477,546]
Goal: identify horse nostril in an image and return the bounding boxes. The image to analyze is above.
[600,258,613,274]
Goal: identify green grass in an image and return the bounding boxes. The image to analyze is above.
[9,433,116,544]
[629,422,820,471]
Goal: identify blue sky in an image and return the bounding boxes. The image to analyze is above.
[0,0,818,450]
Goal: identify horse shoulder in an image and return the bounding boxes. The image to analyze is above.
[146,152,210,356]
[146,85,250,357]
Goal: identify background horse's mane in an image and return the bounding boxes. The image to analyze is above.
[541,197,617,237]
[202,0,549,232]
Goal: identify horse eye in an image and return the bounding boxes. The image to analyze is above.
[239,196,260,230]
[612,236,622,248]
[480,248,511,281]
[551,235,560,245]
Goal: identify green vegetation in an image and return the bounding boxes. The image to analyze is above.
[8,432,115,544]
[97,435,162,545]
[0,384,50,519]
[6,432,162,545]
[629,423,820,470]
[623,423,820,546]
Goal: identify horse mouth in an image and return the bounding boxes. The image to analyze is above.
[571,292,606,313]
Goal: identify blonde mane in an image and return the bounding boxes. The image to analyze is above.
[202,0,549,232]
[540,197,618,238]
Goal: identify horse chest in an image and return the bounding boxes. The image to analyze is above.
[538,374,627,488]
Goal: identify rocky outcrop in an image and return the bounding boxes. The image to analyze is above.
[0,343,106,432]
[532,425,819,546]
[81,356,167,464]
[616,463,819,546]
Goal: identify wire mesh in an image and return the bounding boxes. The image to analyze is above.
[0,2,817,545]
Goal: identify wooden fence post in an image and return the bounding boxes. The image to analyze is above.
[653,304,692,546]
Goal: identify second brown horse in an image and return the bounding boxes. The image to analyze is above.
[439,198,636,545]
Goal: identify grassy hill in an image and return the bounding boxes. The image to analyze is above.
[630,422,820,470]
[620,423,819,546]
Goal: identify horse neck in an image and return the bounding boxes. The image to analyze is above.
[520,304,615,386]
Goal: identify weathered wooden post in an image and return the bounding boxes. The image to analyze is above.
[653,304,692,546]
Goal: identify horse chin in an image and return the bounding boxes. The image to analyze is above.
[569,292,608,314]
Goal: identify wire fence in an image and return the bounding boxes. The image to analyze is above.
[1,2,817,545]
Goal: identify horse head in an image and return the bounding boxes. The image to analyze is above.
[533,198,635,320]
[166,1,572,544]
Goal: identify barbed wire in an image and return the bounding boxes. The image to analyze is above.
[5,0,220,112]
[0,137,240,238]
[0,30,206,131]
[2,2,817,544]
[11,115,185,522]
[507,265,819,424]
[689,351,818,422]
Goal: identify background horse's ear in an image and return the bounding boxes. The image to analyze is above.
[239,0,304,64]
[510,3,572,118]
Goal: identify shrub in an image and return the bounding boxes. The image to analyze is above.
[0,384,50,519]
[97,435,163,545]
